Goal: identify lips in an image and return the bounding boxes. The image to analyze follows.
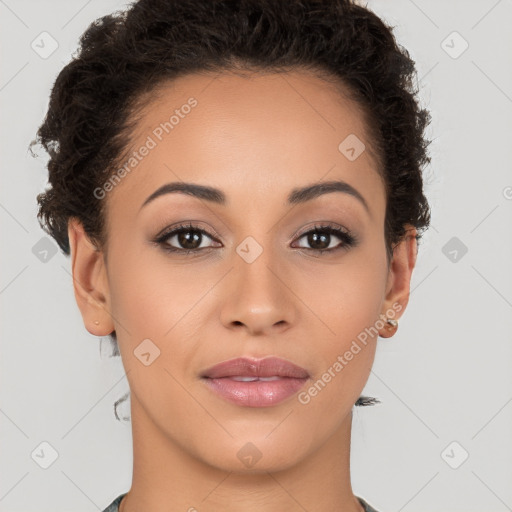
[200,356,311,407]
[200,356,310,379]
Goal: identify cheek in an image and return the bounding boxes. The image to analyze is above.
[299,247,388,392]
[107,248,208,340]
[298,280,383,417]
[300,251,387,342]
[107,255,204,404]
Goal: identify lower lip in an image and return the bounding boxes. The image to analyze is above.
[202,377,309,407]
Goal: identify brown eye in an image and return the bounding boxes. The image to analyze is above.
[292,224,357,254]
[172,229,204,250]
[155,223,221,254]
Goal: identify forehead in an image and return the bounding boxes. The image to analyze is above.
[106,69,385,221]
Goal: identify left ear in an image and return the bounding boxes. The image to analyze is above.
[379,224,418,337]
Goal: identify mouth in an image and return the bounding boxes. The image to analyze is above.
[200,356,310,407]
[224,375,283,381]
[200,356,310,379]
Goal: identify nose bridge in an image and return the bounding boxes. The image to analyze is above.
[235,233,283,305]
[220,231,294,333]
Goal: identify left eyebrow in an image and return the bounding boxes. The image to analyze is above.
[287,180,370,214]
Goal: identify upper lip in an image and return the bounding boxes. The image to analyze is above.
[201,357,310,379]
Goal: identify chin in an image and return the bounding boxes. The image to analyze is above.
[195,435,307,474]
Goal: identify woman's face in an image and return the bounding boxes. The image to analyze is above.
[70,69,415,473]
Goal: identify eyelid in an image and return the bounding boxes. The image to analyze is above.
[290,221,351,241]
[154,221,223,242]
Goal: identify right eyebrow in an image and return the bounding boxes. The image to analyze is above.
[140,182,226,211]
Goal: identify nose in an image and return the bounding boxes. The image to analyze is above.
[219,244,296,336]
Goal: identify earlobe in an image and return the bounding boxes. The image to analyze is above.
[379,225,418,338]
[67,217,114,337]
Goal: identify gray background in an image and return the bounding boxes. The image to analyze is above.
[1,0,511,511]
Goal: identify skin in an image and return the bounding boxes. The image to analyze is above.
[68,69,417,512]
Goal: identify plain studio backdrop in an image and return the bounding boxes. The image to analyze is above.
[1,1,511,511]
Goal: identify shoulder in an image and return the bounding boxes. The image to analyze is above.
[357,495,383,512]
[101,492,127,512]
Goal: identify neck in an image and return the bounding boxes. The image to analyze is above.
[119,394,364,512]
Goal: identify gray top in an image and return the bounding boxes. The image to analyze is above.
[102,492,382,511]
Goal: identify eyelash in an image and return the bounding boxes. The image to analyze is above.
[153,222,358,256]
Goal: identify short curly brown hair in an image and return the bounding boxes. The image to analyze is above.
[31,0,432,407]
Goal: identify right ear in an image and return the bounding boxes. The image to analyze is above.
[67,217,115,337]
